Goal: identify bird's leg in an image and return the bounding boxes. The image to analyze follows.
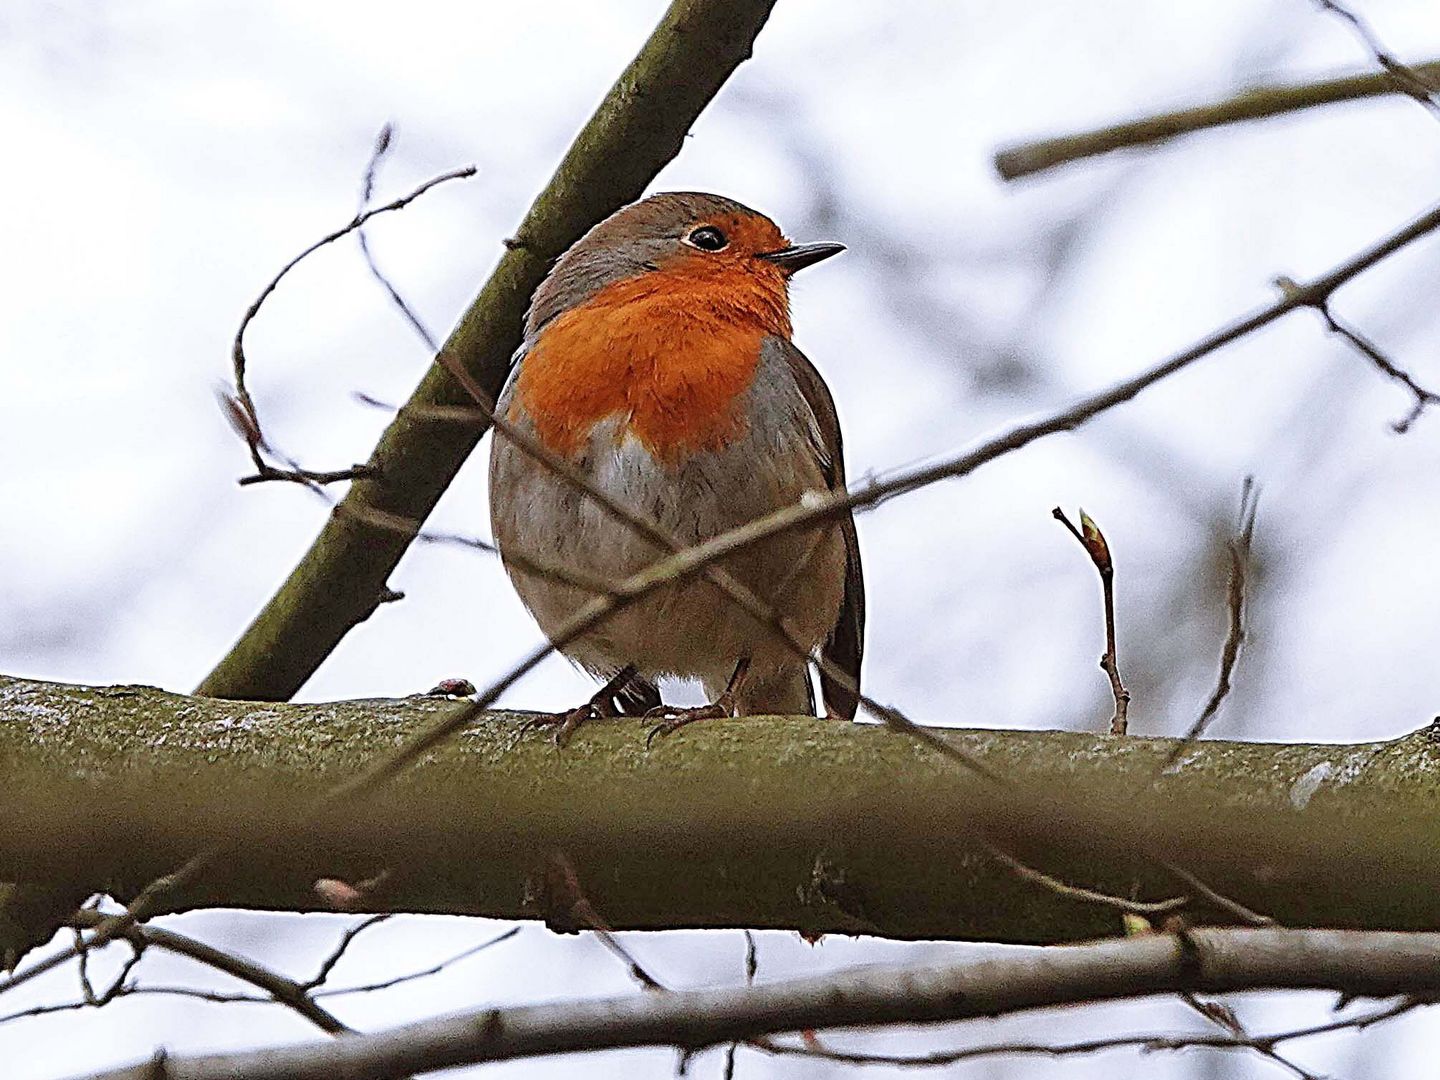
[645,657,751,746]
[520,664,647,748]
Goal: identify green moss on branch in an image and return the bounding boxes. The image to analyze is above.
[5,675,1440,944]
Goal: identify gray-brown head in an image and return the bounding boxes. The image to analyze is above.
[526,192,844,336]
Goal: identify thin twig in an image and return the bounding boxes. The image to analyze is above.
[756,996,1422,1069]
[538,854,666,992]
[356,123,442,352]
[987,846,1187,918]
[0,919,521,1031]
[74,925,144,1007]
[1054,508,1130,735]
[0,995,147,1027]
[227,162,476,486]
[1161,860,1276,927]
[311,927,521,999]
[1310,0,1440,121]
[62,908,352,1035]
[722,932,761,1078]
[1180,991,1323,1080]
[1163,479,1260,765]
[302,914,391,991]
[0,852,217,1002]
[1287,283,1440,432]
[217,389,375,490]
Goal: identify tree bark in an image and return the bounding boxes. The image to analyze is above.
[5,674,1440,945]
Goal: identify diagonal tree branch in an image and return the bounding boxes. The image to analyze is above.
[197,0,783,702]
[77,928,1440,1080]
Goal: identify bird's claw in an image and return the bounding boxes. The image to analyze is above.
[644,700,732,748]
[519,703,600,748]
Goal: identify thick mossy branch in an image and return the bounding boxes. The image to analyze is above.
[198,0,780,702]
[5,675,1440,944]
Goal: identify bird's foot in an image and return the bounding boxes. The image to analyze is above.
[518,702,603,748]
[644,694,735,748]
[519,690,629,747]
[518,668,642,748]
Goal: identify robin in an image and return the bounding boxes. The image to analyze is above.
[488,191,863,737]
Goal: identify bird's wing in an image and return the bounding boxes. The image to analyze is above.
[766,336,865,721]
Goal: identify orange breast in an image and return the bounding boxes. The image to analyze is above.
[513,271,784,463]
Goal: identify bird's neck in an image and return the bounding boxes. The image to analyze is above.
[515,272,790,462]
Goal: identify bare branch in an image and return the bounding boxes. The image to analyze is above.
[1178,990,1323,1080]
[226,165,476,486]
[756,996,1422,1070]
[77,929,1440,1080]
[1164,478,1260,763]
[986,846,1186,919]
[1054,508,1130,735]
[1277,279,1440,432]
[356,123,443,353]
[1309,0,1440,121]
[994,59,1440,179]
[302,914,390,991]
[62,908,351,1035]
[312,927,520,999]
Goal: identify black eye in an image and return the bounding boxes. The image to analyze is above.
[686,225,728,252]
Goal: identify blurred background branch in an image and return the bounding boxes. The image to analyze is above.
[995,57,1440,179]
[80,928,1440,1080]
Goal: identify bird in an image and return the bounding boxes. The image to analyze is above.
[488,191,863,740]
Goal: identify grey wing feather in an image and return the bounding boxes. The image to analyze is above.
[767,337,865,721]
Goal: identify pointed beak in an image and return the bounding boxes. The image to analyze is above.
[756,241,846,275]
